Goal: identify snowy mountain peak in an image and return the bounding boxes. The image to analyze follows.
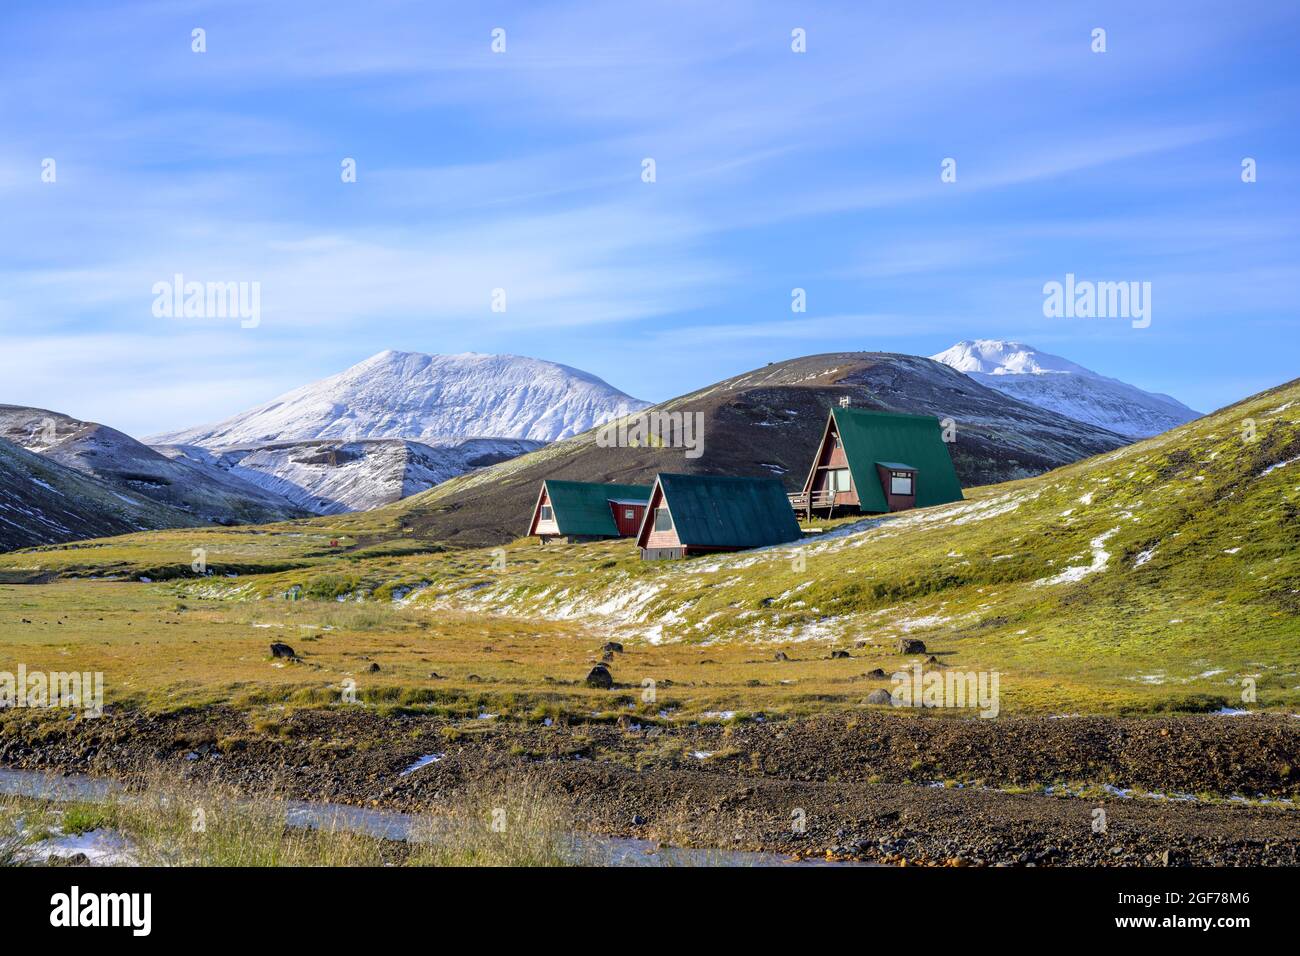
[931,340,1200,439]
[931,340,1092,377]
[146,351,648,448]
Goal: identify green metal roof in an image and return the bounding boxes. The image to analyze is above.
[655,473,802,549]
[543,480,652,537]
[875,461,917,471]
[832,407,964,511]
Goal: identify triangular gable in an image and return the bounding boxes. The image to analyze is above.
[831,407,963,510]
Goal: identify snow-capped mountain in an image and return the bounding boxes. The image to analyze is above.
[157,437,543,515]
[147,351,649,447]
[931,340,1200,439]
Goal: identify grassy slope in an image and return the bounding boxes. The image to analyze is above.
[2,378,1297,716]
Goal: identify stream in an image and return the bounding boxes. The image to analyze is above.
[0,767,872,867]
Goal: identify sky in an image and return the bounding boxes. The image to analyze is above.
[1,0,1298,438]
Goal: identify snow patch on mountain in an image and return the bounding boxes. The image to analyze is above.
[147,351,648,447]
[157,437,543,515]
[931,340,1200,439]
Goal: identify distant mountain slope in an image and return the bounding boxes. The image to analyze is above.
[0,437,205,552]
[932,340,1200,438]
[0,405,306,525]
[157,437,543,515]
[353,352,1129,546]
[146,351,649,447]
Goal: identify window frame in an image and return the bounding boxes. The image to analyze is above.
[889,471,914,496]
[654,506,673,531]
[539,505,553,522]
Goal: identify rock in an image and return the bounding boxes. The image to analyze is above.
[585,664,613,689]
[896,638,926,655]
[774,651,790,661]
[269,642,296,659]
[631,814,647,826]
[428,672,443,679]
[603,642,625,653]
[866,668,888,679]
[367,662,381,673]
[601,651,614,663]
[854,640,868,648]
[830,650,852,659]
[866,689,894,706]
[927,655,941,665]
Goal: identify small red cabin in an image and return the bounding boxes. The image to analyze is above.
[526,480,653,543]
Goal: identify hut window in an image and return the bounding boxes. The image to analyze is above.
[654,506,673,531]
[830,468,851,492]
[833,432,842,449]
[890,472,914,496]
[624,509,635,520]
[540,506,553,521]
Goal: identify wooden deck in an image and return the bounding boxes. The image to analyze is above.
[787,490,837,516]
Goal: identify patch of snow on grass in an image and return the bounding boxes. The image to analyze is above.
[1261,455,1300,477]
[1035,528,1119,586]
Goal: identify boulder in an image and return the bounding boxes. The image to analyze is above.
[603,642,625,654]
[830,649,852,659]
[774,651,790,661]
[896,638,926,655]
[866,688,894,706]
[866,667,888,679]
[367,662,381,673]
[269,642,296,659]
[585,664,613,689]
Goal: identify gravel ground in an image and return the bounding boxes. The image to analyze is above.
[3,707,1298,866]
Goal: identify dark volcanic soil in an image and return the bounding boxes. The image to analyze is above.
[3,707,1298,866]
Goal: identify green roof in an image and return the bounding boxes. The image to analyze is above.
[831,408,964,511]
[875,461,917,471]
[656,473,802,549]
[542,480,652,537]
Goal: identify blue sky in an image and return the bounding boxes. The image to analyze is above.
[2,0,1297,437]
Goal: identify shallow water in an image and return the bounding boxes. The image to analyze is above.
[0,767,871,867]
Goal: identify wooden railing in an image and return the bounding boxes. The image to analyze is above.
[788,490,837,512]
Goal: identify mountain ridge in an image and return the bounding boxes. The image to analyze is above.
[146,350,650,447]
[931,339,1200,439]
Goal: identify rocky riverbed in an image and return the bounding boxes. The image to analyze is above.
[3,707,1298,866]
